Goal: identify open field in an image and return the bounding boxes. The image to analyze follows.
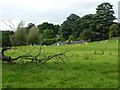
[2,39,118,88]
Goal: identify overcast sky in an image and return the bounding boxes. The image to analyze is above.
[0,0,119,30]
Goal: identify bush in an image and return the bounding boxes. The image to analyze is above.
[41,38,57,45]
[75,38,81,41]
[68,35,74,43]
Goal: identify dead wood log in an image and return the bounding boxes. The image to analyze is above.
[39,52,69,64]
[0,46,15,64]
[11,51,69,64]
[1,46,70,64]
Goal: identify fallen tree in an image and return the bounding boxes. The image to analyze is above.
[0,46,70,64]
[0,46,15,64]
[1,20,70,64]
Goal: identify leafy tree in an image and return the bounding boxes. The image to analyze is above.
[80,29,93,40]
[54,25,60,35]
[78,14,96,39]
[109,23,119,38]
[12,21,27,46]
[38,22,56,33]
[59,14,80,40]
[42,29,55,39]
[27,23,35,29]
[38,22,50,33]
[28,26,40,45]
[26,23,35,33]
[2,31,14,47]
[81,14,95,29]
[37,22,59,39]
[12,28,27,46]
[95,2,116,39]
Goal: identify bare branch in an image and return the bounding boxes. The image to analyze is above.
[39,52,68,64]
[16,20,24,29]
[2,45,70,64]
[2,20,15,30]
[8,19,15,30]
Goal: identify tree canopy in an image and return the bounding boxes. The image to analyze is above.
[1,2,118,46]
[28,26,40,45]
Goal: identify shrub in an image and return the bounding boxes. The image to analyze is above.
[68,35,74,43]
[41,38,57,45]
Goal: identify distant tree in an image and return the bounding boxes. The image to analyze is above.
[96,2,116,39]
[28,26,40,45]
[42,29,55,39]
[96,2,115,21]
[109,23,119,38]
[11,21,27,46]
[54,25,60,35]
[27,23,35,29]
[12,28,27,46]
[81,14,95,29]
[59,14,80,40]
[2,31,14,47]
[37,22,59,39]
[37,22,55,33]
[26,23,35,33]
[78,14,96,40]
[80,29,93,40]
[37,22,48,33]
[41,38,56,45]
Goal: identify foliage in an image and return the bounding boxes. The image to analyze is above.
[42,29,55,39]
[1,31,14,47]
[11,28,27,46]
[59,14,80,40]
[95,2,116,39]
[26,23,35,33]
[37,22,59,35]
[56,35,64,42]
[1,2,118,46]
[80,29,93,40]
[68,35,74,43]
[109,23,119,38]
[28,26,40,45]
[41,38,57,45]
[11,21,27,46]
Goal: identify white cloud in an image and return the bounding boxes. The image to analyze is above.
[0,0,119,30]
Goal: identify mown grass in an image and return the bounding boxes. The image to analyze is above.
[2,39,118,88]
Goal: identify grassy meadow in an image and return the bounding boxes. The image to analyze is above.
[2,39,118,88]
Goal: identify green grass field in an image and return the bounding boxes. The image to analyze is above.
[2,39,118,88]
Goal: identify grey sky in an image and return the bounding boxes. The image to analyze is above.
[0,0,119,30]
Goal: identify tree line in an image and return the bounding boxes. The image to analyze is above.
[1,2,120,47]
